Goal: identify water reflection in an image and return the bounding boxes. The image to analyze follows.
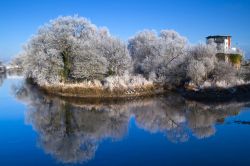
[0,73,6,87]
[13,82,248,164]
[0,71,23,87]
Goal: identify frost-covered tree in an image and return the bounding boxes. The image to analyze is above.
[128,30,187,82]
[97,32,132,76]
[156,30,188,83]
[9,54,26,69]
[20,16,131,85]
[185,44,240,86]
[185,44,217,84]
[18,15,242,89]
[71,28,132,80]
[69,39,108,80]
[128,30,159,75]
[188,44,216,61]
[159,30,187,66]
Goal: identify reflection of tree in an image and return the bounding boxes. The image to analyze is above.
[186,101,243,139]
[0,73,6,87]
[131,95,189,143]
[14,83,130,164]
[12,83,248,163]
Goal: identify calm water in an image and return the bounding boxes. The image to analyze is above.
[1,74,250,166]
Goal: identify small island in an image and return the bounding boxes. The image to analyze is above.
[14,15,249,100]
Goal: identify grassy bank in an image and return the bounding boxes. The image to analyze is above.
[40,83,166,98]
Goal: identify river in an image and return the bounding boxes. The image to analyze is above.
[1,74,250,166]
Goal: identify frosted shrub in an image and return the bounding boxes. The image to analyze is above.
[200,81,212,88]
[212,62,239,86]
[103,72,153,91]
[186,59,206,84]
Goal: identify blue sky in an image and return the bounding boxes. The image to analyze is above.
[0,0,250,61]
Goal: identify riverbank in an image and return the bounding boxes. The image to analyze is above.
[32,80,250,101]
[20,74,250,101]
[39,82,166,98]
[180,83,250,102]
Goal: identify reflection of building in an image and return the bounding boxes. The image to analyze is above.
[206,35,231,52]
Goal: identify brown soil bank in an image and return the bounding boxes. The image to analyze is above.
[34,80,250,102]
[180,83,250,102]
[40,84,166,98]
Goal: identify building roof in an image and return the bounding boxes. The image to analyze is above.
[206,35,231,39]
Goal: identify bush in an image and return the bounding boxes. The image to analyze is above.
[211,62,238,84]
[186,59,206,84]
[228,54,242,64]
[103,72,153,91]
